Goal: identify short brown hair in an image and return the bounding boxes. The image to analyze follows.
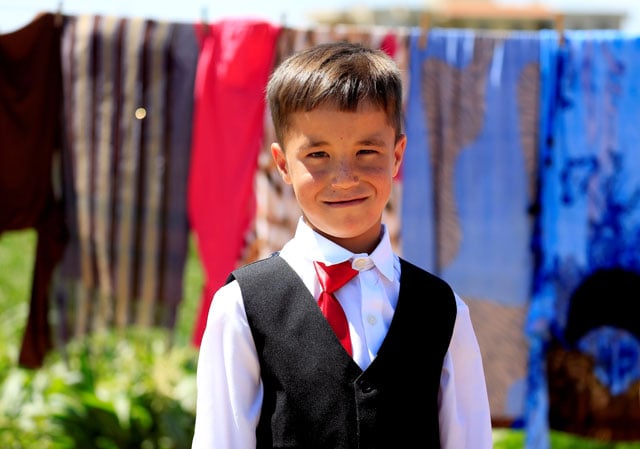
[266,41,403,144]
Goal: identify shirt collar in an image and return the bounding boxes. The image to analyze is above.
[293,217,396,282]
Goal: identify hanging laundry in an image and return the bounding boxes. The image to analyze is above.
[188,19,281,346]
[526,29,640,448]
[402,28,541,425]
[55,15,198,346]
[0,13,69,368]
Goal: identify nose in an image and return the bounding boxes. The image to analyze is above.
[332,158,359,188]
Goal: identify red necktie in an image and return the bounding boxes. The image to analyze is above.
[313,260,358,355]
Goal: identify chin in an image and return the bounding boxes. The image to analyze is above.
[309,215,379,239]
[331,224,376,241]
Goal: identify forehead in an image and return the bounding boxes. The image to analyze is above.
[283,103,395,146]
[287,101,390,129]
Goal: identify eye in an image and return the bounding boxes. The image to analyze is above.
[307,150,328,158]
[358,148,379,155]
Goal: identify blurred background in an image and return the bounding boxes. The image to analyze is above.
[1,0,640,32]
[3,1,640,448]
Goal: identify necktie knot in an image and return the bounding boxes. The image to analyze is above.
[313,260,358,294]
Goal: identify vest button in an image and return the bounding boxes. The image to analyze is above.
[359,381,374,393]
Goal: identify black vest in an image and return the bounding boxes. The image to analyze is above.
[228,254,456,449]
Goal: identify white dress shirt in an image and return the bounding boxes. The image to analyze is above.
[191,217,493,449]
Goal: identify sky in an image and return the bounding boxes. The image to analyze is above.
[1,0,640,34]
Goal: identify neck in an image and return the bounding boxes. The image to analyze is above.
[316,226,383,255]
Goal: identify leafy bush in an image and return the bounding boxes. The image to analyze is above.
[0,229,200,448]
[0,328,197,449]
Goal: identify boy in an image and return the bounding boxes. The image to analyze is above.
[191,41,493,449]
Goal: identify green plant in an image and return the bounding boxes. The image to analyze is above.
[47,329,196,448]
[492,428,640,449]
[0,230,201,448]
[0,229,35,362]
[0,327,197,449]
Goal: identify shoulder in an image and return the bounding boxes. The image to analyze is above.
[398,257,457,318]
[398,257,453,292]
[227,252,288,284]
[207,279,246,328]
[228,253,306,309]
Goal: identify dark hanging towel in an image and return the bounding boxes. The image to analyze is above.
[0,13,69,368]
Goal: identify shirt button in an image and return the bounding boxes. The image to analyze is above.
[367,314,377,325]
[352,257,373,271]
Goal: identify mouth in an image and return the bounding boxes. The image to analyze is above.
[324,197,366,207]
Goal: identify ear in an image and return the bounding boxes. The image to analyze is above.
[392,134,407,178]
[271,142,292,184]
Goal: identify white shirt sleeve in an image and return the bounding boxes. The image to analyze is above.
[191,281,262,449]
[438,293,494,449]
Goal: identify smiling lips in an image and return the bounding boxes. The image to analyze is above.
[324,197,367,207]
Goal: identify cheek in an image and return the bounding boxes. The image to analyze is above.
[293,172,319,193]
[361,163,392,179]
[284,162,312,190]
[290,175,318,206]
[291,160,327,182]
[365,165,395,195]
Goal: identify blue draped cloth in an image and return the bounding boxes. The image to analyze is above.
[403,28,538,307]
[402,28,540,423]
[527,30,640,449]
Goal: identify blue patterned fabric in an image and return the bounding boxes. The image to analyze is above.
[527,30,640,449]
[403,28,538,308]
[402,28,540,424]
[578,327,640,396]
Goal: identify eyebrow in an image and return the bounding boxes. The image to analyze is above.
[357,136,387,147]
[297,138,327,151]
[296,132,390,152]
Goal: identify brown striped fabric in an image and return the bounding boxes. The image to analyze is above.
[55,15,198,345]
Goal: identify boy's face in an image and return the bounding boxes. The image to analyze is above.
[271,102,406,254]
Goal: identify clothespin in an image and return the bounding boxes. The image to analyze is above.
[54,1,63,27]
[418,12,431,50]
[555,13,565,47]
[200,5,210,35]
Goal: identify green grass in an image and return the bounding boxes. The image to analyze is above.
[0,229,36,361]
[2,229,640,448]
[0,229,203,352]
[174,234,205,346]
[492,428,640,449]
